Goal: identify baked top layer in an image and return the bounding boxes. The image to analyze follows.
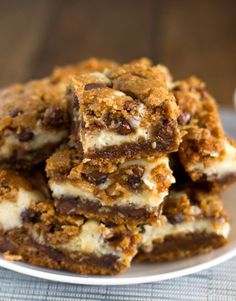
[69,61,181,162]
[139,188,230,254]
[46,145,175,224]
[50,57,119,84]
[172,76,236,184]
[0,58,118,169]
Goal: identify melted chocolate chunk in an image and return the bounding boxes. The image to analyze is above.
[127,174,142,190]
[123,100,136,112]
[177,112,191,125]
[106,233,122,243]
[17,129,34,142]
[42,107,65,128]
[86,109,95,116]
[127,166,144,190]
[9,108,23,117]
[82,171,108,185]
[133,166,145,177]
[21,208,40,223]
[72,94,80,110]
[155,119,175,141]
[115,117,133,135]
[105,113,133,135]
[172,86,181,92]
[55,198,78,215]
[166,212,185,225]
[84,83,106,90]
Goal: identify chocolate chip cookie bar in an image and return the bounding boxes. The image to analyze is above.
[172,77,236,186]
[0,169,140,275]
[46,145,175,225]
[0,58,118,169]
[0,78,69,169]
[69,61,181,162]
[137,188,230,262]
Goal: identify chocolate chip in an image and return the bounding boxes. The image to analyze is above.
[84,83,106,90]
[123,100,136,112]
[178,112,191,125]
[188,192,199,205]
[132,166,145,177]
[55,198,78,215]
[86,109,95,116]
[155,119,175,141]
[115,117,133,135]
[166,213,185,225]
[42,107,65,128]
[72,94,80,111]
[127,167,144,190]
[17,129,34,142]
[106,233,122,243]
[104,113,133,135]
[172,86,181,92]
[82,171,108,185]
[21,208,39,223]
[8,108,23,117]
[139,225,146,233]
[127,175,142,189]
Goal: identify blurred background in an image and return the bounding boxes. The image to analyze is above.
[0,0,235,106]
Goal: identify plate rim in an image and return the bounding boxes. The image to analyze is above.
[0,243,236,286]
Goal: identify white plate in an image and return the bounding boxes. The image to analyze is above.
[0,109,236,285]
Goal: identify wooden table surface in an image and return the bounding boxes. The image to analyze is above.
[0,0,235,106]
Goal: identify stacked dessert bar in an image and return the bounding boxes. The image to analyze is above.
[0,58,235,275]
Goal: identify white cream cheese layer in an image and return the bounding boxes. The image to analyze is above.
[50,181,164,208]
[83,127,150,152]
[50,182,100,202]
[141,215,230,252]
[189,139,236,179]
[63,220,121,257]
[49,156,175,208]
[81,99,150,152]
[30,219,122,258]
[0,129,67,158]
[50,156,174,208]
[0,189,44,231]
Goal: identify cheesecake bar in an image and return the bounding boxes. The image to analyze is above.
[46,145,175,225]
[0,169,139,275]
[137,188,230,262]
[69,61,181,162]
[0,58,118,169]
[172,76,236,186]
